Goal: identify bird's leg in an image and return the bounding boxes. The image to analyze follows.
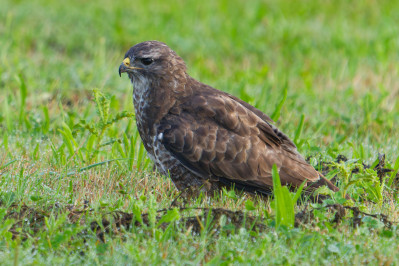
[170,186,202,207]
[170,190,188,207]
[170,180,220,207]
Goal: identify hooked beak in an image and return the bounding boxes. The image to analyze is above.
[119,57,143,77]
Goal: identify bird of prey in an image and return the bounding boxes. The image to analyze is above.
[119,41,338,197]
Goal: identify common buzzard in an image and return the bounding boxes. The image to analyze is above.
[119,41,338,197]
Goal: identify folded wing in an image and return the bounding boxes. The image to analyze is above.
[158,89,320,193]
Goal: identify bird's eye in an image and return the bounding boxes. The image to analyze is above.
[141,58,154,66]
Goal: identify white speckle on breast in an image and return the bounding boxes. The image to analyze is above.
[131,73,152,136]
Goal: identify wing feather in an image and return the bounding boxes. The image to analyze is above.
[159,91,320,192]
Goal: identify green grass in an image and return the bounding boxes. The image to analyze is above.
[1,0,399,264]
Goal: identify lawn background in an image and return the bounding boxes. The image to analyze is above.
[1,0,399,264]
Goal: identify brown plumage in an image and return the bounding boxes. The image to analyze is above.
[119,41,338,197]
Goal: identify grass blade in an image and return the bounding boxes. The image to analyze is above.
[294,114,305,147]
[388,156,399,187]
[0,159,18,170]
[272,164,295,228]
[270,87,287,121]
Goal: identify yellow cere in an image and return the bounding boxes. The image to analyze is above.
[123,57,130,66]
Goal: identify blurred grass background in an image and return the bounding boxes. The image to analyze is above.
[1,0,398,160]
[1,0,399,264]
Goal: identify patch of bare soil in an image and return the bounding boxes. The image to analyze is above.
[2,202,270,242]
[294,204,392,228]
[2,200,394,244]
[88,208,268,242]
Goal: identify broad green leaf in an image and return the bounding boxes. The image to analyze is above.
[156,208,180,228]
[245,200,256,211]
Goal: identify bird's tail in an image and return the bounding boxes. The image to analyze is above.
[304,172,353,202]
[307,172,339,192]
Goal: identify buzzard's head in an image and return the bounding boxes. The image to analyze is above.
[119,41,187,87]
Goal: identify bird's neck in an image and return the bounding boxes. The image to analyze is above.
[132,75,190,135]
